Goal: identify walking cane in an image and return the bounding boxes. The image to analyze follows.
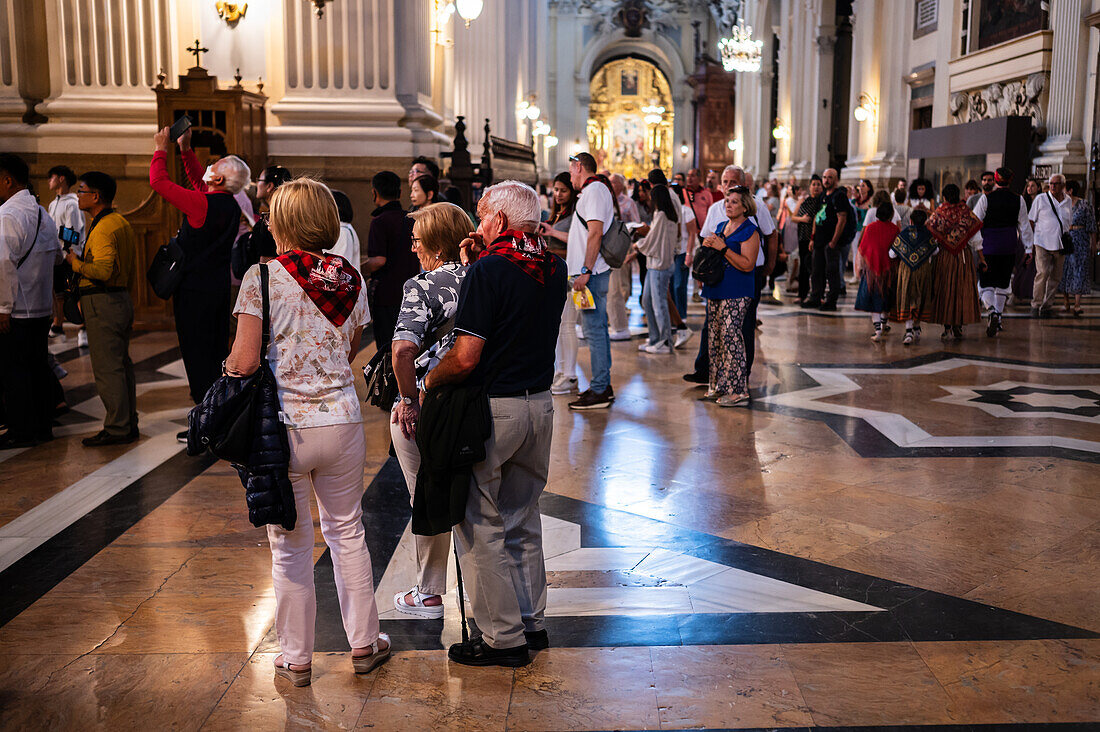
[453,541,470,644]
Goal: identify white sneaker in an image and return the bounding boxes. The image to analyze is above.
[673,328,694,348]
[77,329,88,348]
[550,375,578,395]
[643,342,673,354]
[637,341,650,352]
[609,329,632,341]
[576,325,585,340]
[394,587,444,619]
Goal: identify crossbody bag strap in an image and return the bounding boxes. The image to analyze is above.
[1046,192,1066,238]
[259,262,271,364]
[16,208,43,270]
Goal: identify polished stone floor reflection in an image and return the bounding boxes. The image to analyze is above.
[1,289,1098,730]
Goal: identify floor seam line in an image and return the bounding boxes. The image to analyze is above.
[198,647,260,730]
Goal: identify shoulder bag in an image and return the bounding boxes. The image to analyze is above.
[691,221,730,287]
[575,212,633,269]
[186,263,273,464]
[1046,193,1074,255]
[363,314,457,412]
[146,236,187,300]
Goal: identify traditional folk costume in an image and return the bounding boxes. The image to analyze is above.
[889,223,937,344]
[973,179,1032,336]
[926,202,983,339]
[854,219,899,341]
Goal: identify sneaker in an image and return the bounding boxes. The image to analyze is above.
[576,324,585,340]
[394,587,444,619]
[448,638,530,668]
[569,388,613,410]
[77,329,88,348]
[818,301,837,312]
[986,312,1002,338]
[524,629,550,651]
[49,325,65,339]
[643,342,673,354]
[682,372,707,384]
[716,393,751,407]
[870,322,884,342]
[903,329,915,346]
[550,375,578,395]
[82,430,139,447]
[673,327,694,348]
[609,328,632,341]
[637,341,650,352]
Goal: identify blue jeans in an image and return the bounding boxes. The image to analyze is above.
[671,252,689,320]
[642,266,673,346]
[580,269,612,393]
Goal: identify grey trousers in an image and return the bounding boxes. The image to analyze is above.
[82,291,137,436]
[453,391,554,649]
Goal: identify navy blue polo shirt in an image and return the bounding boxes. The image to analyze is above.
[453,252,568,396]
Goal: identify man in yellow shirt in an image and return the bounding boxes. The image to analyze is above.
[65,171,139,446]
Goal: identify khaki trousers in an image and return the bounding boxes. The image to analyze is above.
[81,291,137,436]
[606,265,632,333]
[390,418,451,596]
[1032,248,1065,310]
[269,423,380,665]
[454,392,553,649]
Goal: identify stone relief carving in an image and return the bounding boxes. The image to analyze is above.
[950,72,1047,131]
[559,0,701,35]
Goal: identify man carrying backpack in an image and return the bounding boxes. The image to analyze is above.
[802,168,850,311]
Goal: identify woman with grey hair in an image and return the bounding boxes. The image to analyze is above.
[151,127,248,432]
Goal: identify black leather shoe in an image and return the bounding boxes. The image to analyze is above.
[82,430,139,447]
[524,629,549,651]
[0,433,37,450]
[682,372,708,384]
[448,638,530,667]
[176,430,189,444]
[800,299,821,309]
[818,301,838,312]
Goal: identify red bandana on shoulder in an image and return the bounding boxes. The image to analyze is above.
[483,230,557,284]
[276,250,362,327]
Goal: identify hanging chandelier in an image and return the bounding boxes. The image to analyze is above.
[719,18,763,73]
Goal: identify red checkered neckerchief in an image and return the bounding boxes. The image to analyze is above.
[483,230,558,285]
[276,250,362,327]
[583,175,615,199]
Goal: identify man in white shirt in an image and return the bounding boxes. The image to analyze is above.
[46,165,85,337]
[1027,173,1072,317]
[566,152,615,410]
[685,165,777,387]
[0,153,63,448]
[607,173,638,340]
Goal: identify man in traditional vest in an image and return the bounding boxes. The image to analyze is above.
[973,167,1032,336]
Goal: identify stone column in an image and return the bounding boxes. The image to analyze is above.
[1034,0,1088,176]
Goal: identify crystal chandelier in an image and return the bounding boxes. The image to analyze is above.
[719,18,763,73]
[642,104,666,125]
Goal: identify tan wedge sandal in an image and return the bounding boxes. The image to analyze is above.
[352,632,391,674]
[273,656,312,687]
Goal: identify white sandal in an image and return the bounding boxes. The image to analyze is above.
[352,632,391,674]
[393,586,444,619]
[273,656,312,687]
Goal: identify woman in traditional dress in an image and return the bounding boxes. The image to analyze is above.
[1059,179,1096,317]
[855,202,900,342]
[849,179,875,285]
[926,184,986,340]
[890,209,938,345]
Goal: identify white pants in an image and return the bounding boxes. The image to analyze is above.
[606,265,632,333]
[555,298,578,379]
[268,422,380,664]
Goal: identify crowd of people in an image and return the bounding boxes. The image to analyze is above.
[1,131,1095,683]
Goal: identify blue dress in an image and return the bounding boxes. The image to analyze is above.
[702,219,758,301]
[1060,200,1095,296]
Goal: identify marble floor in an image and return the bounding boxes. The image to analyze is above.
[1,285,1098,731]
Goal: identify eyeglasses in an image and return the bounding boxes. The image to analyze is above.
[410,236,422,246]
[75,188,92,196]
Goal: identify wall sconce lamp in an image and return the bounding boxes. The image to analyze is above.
[727,138,743,152]
[680,142,689,158]
[771,119,789,140]
[853,92,878,123]
[308,0,333,18]
[216,2,247,25]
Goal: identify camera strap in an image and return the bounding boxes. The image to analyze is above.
[16,209,43,270]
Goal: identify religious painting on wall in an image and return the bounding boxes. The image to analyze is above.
[621,69,639,96]
[609,114,647,174]
[976,0,1044,50]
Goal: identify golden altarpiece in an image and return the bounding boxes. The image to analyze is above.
[587,58,674,180]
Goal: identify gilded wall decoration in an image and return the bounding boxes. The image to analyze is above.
[588,57,674,179]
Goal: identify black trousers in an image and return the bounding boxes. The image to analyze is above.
[797,239,812,300]
[174,285,231,404]
[371,303,400,352]
[694,269,763,378]
[0,316,55,441]
[809,244,842,303]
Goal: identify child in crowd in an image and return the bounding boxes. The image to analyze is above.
[889,209,937,345]
[854,202,899,342]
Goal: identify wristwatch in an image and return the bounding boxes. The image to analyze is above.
[580,266,592,276]
[400,395,414,406]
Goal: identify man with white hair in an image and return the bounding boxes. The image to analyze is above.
[426,180,568,668]
[684,165,777,389]
[151,127,248,435]
[1027,172,1072,317]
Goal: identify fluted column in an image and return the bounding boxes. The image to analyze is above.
[1034,0,1088,175]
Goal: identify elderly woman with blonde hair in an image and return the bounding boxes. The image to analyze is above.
[224,177,386,687]
[389,202,472,619]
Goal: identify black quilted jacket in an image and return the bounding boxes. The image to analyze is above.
[234,364,296,531]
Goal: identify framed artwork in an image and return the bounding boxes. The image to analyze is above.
[976,0,1043,50]
[620,69,638,96]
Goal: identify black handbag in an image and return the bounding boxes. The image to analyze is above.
[362,315,456,413]
[692,244,727,287]
[186,263,273,464]
[1046,193,1075,255]
[146,236,186,300]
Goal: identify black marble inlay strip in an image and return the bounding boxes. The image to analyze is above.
[62,345,184,410]
[0,450,216,627]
